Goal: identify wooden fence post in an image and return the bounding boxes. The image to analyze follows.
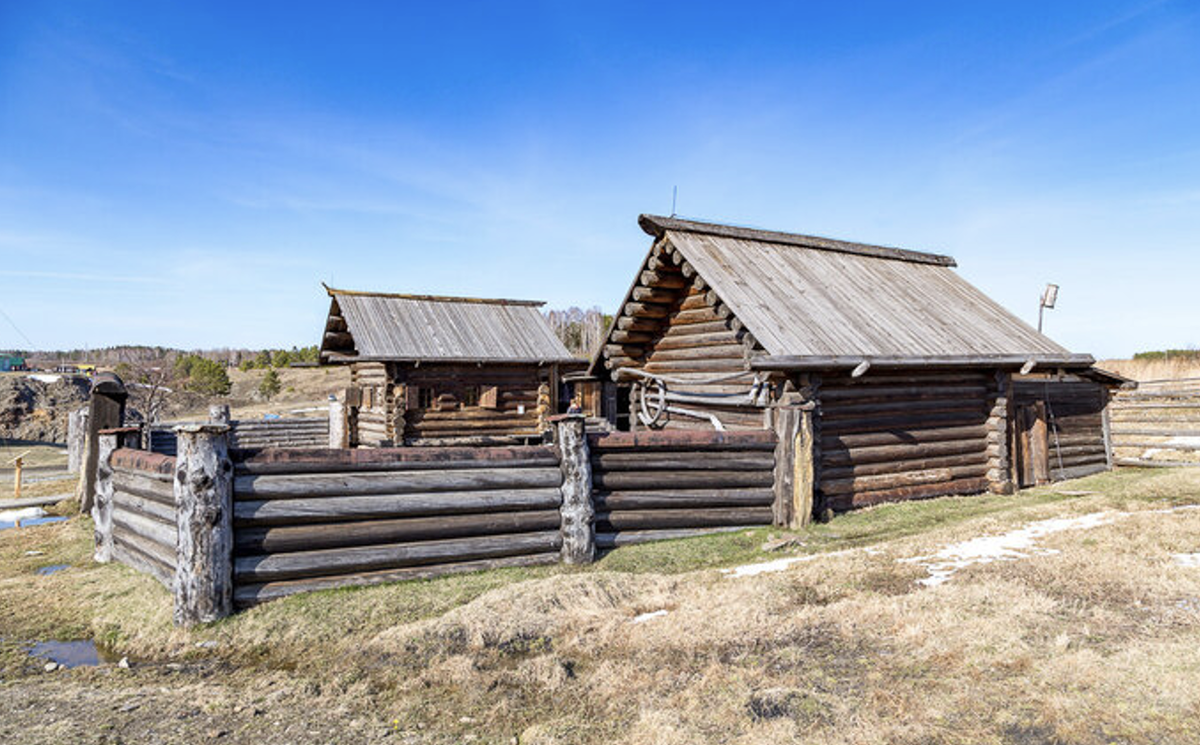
[329,395,348,449]
[772,384,816,529]
[553,414,594,564]
[92,432,119,563]
[67,407,88,474]
[173,422,234,626]
[208,404,231,426]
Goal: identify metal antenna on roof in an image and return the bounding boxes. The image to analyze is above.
[671,186,678,217]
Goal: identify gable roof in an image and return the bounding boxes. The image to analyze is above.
[321,286,576,364]
[592,215,1092,374]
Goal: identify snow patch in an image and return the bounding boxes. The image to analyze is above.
[631,609,669,624]
[903,512,1117,586]
[905,505,1200,586]
[723,549,858,578]
[27,374,61,384]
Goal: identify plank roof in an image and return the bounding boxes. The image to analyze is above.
[593,215,1083,373]
[321,286,576,364]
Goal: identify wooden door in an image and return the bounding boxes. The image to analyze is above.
[1014,402,1050,488]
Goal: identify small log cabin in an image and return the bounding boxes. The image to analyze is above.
[320,286,581,446]
[587,215,1128,512]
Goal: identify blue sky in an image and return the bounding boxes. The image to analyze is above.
[1,1,1197,357]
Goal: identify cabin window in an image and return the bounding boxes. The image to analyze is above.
[418,387,435,409]
[462,386,480,407]
[480,385,499,409]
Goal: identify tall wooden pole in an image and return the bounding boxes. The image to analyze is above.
[173,422,234,626]
[554,414,595,564]
[92,432,118,563]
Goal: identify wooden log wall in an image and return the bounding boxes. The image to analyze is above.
[602,240,766,431]
[1012,378,1111,480]
[152,418,331,455]
[352,361,392,446]
[1108,379,1200,468]
[817,371,994,510]
[588,429,777,548]
[109,449,178,588]
[230,445,565,606]
[394,363,547,444]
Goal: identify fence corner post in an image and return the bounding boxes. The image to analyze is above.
[208,404,231,426]
[772,396,815,529]
[68,407,88,474]
[553,414,594,564]
[329,395,348,449]
[92,431,119,563]
[173,422,234,626]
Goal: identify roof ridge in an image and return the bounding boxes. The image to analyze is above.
[638,214,956,267]
[322,283,545,307]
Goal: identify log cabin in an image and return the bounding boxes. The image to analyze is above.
[319,286,581,446]
[586,215,1129,513]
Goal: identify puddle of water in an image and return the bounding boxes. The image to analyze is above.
[36,564,69,576]
[0,516,67,531]
[28,640,116,668]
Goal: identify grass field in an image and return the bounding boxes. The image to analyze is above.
[3,467,1200,743]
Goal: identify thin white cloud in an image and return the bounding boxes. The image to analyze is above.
[0,269,166,284]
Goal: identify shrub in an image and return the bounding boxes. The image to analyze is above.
[259,369,281,400]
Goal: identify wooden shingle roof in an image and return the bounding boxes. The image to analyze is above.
[320,286,576,364]
[591,215,1093,374]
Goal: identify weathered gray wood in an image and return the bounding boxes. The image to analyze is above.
[589,429,777,451]
[821,451,990,480]
[592,470,773,490]
[234,509,563,554]
[209,404,231,425]
[173,423,234,626]
[234,445,557,474]
[67,407,88,474]
[111,471,175,502]
[554,415,594,564]
[234,488,564,526]
[592,489,774,510]
[771,406,798,527]
[112,504,177,550]
[234,552,560,607]
[91,433,119,563]
[830,476,991,510]
[822,438,988,467]
[113,487,176,523]
[328,397,348,448]
[234,467,563,499]
[235,530,562,583]
[595,507,772,531]
[590,451,775,471]
[821,463,990,496]
[112,538,174,588]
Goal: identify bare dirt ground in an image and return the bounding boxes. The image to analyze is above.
[3,468,1200,744]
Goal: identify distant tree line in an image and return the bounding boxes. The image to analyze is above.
[1133,349,1200,361]
[11,344,321,369]
[544,307,613,358]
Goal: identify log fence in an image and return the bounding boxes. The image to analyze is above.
[92,415,781,625]
[1109,379,1200,468]
[150,416,331,456]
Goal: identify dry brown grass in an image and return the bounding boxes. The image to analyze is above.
[4,468,1200,743]
[1099,357,1200,382]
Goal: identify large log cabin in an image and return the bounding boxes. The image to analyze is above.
[586,215,1130,513]
[319,286,581,446]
